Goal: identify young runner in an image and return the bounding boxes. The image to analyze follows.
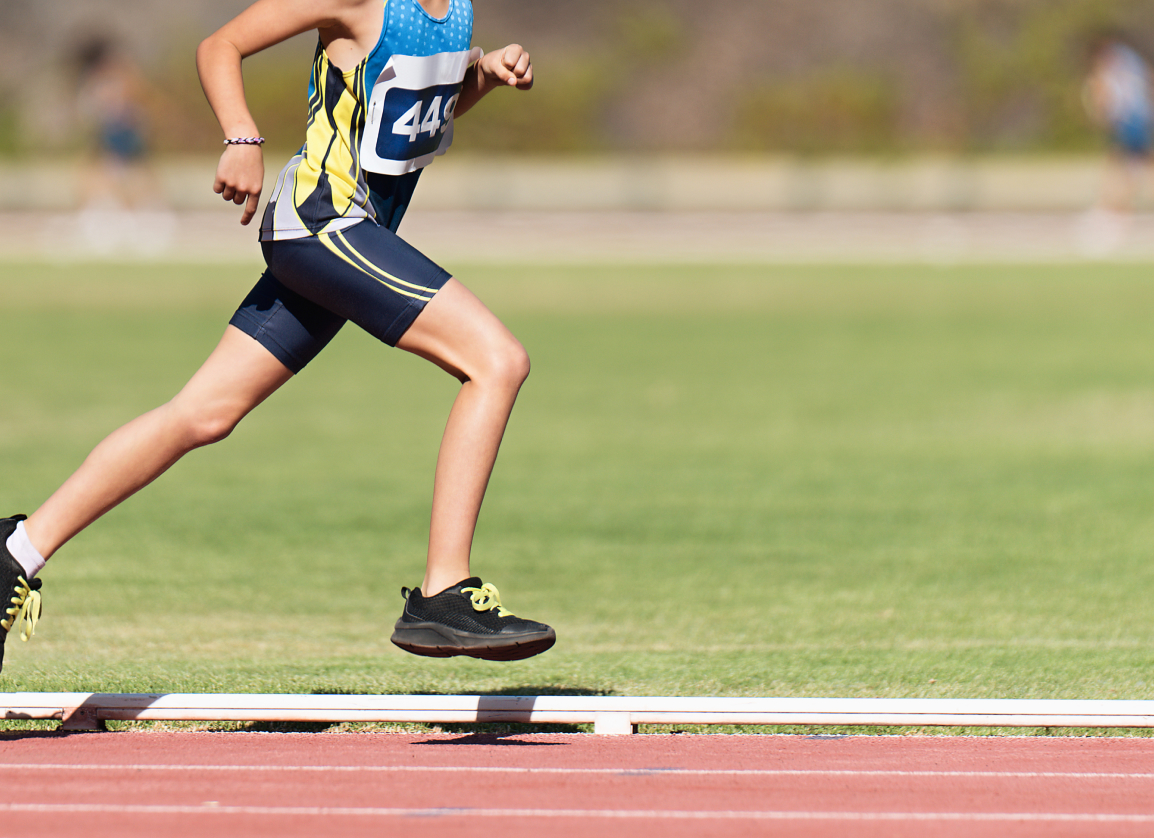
[0,0,555,670]
[1081,32,1153,251]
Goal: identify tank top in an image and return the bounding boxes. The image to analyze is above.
[260,0,475,241]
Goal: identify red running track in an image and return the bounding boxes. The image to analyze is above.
[0,731,1153,837]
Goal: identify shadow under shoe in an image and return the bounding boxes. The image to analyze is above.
[0,516,43,675]
[391,577,555,662]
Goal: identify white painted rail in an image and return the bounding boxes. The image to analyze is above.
[4,694,1154,734]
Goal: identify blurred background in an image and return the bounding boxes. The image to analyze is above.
[2,0,1154,261]
[8,0,1154,704]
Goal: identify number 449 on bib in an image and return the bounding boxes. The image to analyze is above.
[393,93,461,143]
[359,49,479,176]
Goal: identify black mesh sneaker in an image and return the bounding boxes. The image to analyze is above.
[391,577,555,661]
[0,515,43,674]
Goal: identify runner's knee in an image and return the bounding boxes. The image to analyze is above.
[167,398,245,449]
[183,412,241,448]
[483,335,530,392]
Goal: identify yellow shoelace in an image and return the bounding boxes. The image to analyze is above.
[1,577,41,642]
[461,583,514,618]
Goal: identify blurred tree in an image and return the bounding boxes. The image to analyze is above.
[2,0,1154,157]
[953,0,1139,151]
[733,69,900,155]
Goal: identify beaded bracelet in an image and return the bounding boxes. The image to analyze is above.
[223,137,265,145]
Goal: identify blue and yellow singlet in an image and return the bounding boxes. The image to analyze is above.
[260,0,474,241]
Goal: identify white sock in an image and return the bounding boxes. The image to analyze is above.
[6,522,46,578]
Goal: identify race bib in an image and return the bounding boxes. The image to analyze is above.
[360,48,481,175]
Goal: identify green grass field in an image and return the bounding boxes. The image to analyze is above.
[3,258,1154,733]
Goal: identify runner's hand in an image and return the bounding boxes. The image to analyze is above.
[213,144,264,226]
[481,44,533,90]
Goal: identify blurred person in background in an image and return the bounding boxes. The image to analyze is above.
[73,35,173,253]
[1079,32,1153,255]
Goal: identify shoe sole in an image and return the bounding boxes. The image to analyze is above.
[391,623,556,662]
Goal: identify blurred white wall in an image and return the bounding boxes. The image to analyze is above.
[0,155,1125,213]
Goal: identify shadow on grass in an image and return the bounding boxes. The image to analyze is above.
[0,729,95,740]
[233,685,615,736]
[415,685,615,739]
[235,720,343,733]
[412,731,569,745]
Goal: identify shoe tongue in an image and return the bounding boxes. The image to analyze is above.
[456,577,484,589]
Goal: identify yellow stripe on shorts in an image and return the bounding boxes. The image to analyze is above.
[317,233,434,302]
[333,230,442,296]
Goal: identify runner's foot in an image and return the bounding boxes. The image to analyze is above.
[0,515,43,674]
[391,577,555,661]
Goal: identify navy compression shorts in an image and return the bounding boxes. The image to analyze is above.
[230,220,452,373]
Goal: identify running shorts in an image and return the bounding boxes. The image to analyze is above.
[1113,115,1153,157]
[230,219,452,373]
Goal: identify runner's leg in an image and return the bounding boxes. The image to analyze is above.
[24,326,293,558]
[396,279,530,596]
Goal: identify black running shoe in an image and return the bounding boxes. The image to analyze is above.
[391,577,555,661]
[0,515,42,675]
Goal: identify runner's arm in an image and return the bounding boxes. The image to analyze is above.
[196,0,375,224]
[454,44,533,119]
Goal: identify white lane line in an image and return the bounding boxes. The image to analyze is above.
[0,803,1151,822]
[1,764,1153,780]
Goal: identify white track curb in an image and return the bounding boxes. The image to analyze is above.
[3,694,1154,734]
